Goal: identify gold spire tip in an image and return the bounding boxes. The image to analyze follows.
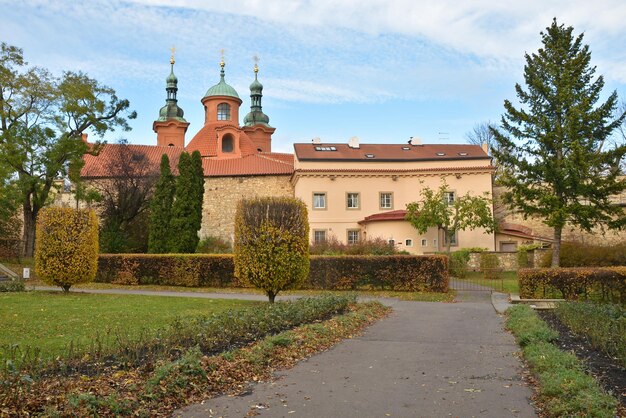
[169,46,176,65]
[253,54,260,73]
[220,49,225,67]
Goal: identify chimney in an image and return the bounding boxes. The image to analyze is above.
[348,136,360,149]
[312,137,322,144]
[481,142,489,154]
[81,133,88,143]
[409,136,422,146]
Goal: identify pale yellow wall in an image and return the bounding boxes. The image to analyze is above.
[359,221,439,254]
[295,159,491,171]
[294,162,496,251]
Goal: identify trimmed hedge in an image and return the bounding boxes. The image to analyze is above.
[540,241,626,267]
[96,254,449,292]
[519,267,626,304]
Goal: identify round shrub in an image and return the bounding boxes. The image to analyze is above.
[234,197,309,302]
[35,207,99,292]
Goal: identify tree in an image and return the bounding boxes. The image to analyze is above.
[148,154,176,253]
[234,197,309,303]
[405,182,497,254]
[491,19,626,267]
[465,121,496,152]
[92,141,158,253]
[35,207,98,292]
[169,152,204,252]
[0,42,135,257]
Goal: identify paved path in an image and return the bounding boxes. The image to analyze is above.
[175,290,535,418]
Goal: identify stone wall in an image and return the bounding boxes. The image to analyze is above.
[493,186,626,245]
[467,248,550,271]
[200,175,294,243]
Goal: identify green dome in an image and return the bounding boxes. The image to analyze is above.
[157,102,186,122]
[204,66,240,99]
[250,77,262,92]
[166,71,177,84]
[244,110,270,127]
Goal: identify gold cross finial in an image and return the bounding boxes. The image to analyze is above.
[253,54,260,73]
[220,49,225,68]
[170,46,176,65]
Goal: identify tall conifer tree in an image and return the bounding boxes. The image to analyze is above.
[492,19,626,267]
[148,154,176,253]
[169,152,201,252]
[190,150,205,241]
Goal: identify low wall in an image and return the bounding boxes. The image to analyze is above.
[467,249,550,271]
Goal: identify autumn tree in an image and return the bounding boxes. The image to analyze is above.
[234,197,309,303]
[148,154,176,253]
[0,42,135,256]
[92,141,158,253]
[491,20,626,267]
[405,182,497,254]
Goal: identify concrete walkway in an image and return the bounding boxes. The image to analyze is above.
[175,290,535,418]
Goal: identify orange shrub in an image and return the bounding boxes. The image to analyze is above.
[35,207,99,291]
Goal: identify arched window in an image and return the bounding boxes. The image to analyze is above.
[217,103,231,121]
[222,134,234,153]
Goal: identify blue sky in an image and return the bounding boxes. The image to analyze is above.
[2,0,626,153]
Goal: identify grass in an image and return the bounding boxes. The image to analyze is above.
[506,305,618,417]
[555,301,626,368]
[0,291,258,360]
[456,270,519,294]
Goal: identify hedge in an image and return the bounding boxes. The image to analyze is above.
[518,267,626,304]
[96,254,449,292]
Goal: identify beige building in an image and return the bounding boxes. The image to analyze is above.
[292,139,497,254]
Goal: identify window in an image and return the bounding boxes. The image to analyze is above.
[217,103,231,120]
[500,242,518,252]
[443,231,458,246]
[421,239,427,247]
[346,192,360,209]
[405,239,413,247]
[313,192,326,210]
[388,239,395,246]
[347,230,360,245]
[222,134,234,153]
[314,146,337,151]
[314,230,327,244]
[379,192,393,209]
[443,191,455,206]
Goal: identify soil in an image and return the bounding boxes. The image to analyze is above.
[538,310,626,410]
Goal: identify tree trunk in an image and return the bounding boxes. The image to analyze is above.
[551,227,562,268]
[268,291,276,303]
[62,284,71,292]
[22,204,38,258]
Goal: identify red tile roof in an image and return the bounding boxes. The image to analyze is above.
[498,222,554,242]
[358,210,408,224]
[186,125,257,157]
[82,143,183,178]
[294,143,490,162]
[295,166,495,174]
[202,153,293,177]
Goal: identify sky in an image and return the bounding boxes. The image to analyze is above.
[2,0,626,153]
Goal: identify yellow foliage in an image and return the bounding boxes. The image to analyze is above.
[35,207,99,291]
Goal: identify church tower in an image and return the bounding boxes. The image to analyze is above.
[153,50,189,147]
[242,60,275,152]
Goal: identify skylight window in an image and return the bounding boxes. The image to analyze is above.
[458,152,468,156]
[315,146,337,151]
[402,146,410,150]
[436,152,446,156]
[365,154,375,158]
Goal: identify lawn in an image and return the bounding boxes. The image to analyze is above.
[456,271,520,294]
[0,291,258,360]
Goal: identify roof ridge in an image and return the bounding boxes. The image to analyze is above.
[256,153,294,166]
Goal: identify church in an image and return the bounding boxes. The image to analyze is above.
[80,56,585,253]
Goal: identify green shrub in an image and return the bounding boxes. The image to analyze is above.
[35,207,99,292]
[555,301,626,367]
[518,267,626,304]
[449,249,471,278]
[196,236,232,254]
[234,197,309,303]
[0,279,25,292]
[517,244,542,269]
[479,253,501,280]
[147,346,206,401]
